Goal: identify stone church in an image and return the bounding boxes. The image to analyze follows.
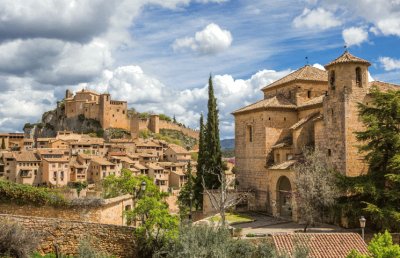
[233,51,399,221]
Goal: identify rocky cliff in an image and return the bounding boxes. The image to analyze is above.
[24,102,104,138]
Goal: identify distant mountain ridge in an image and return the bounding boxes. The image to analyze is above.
[221,138,234,150]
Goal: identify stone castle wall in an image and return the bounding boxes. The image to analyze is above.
[0,214,136,258]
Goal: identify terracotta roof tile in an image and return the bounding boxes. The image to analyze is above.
[262,66,327,90]
[14,151,40,162]
[167,144,190,154]
[273,233,369,258]
[91,157,114,166]
[325,51,370,69]
[290,112,320,130]
[269,160,297,170]
[232,95,297,114]
[298,95,325,109]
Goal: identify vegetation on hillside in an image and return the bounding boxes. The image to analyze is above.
[139,128,198,150]
[0,222,40,258]
[337,88,400,230]
[0,180,67,207]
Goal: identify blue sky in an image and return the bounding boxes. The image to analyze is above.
[0,0,399,138]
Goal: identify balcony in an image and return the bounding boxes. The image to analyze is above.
[19,170,32,178]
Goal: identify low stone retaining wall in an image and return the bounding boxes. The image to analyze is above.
[0,214,136,258]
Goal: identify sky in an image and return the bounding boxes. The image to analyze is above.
[0,0,400,139]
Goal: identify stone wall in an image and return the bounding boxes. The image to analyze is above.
[0,214,136,258]
[0,194,133,226]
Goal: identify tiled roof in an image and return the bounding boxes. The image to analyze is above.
[369,80,400,92]
[134,163,147,170]
[43,157,69,163]
[37,149,68,155]
[232,95,297,114]
[268,160,297,170]
[325,51,370,69]
[91,157,114,166]
[290,112,320,130]
[273,233,369,258]
[262,66,327,90]
[146,163,164,170]
[14,151,40,162]
[298,95,325,109]
[119,156,135,163]
[168,144,190,154]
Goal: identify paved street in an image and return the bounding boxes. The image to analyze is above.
[232,212,345,235]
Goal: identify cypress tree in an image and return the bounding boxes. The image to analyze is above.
[193,113,205,209]
[1,138,5,149]
[203,75,223,189]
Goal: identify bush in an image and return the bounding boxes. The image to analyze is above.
[77,238,115,258]
[156,225,277,258]
[0,221,40,258]
[0,180,68,207]
[78,114,85,122]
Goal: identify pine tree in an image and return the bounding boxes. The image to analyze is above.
[203,75,223,189]
[193,114,205,208]
[337,88,400,230]
[1,138,5,149]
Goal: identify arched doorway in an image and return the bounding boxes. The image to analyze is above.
[277,176,292,219]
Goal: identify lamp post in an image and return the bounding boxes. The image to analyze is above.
[359,216,366,241]
[189,192,193,222]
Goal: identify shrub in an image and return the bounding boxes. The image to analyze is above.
[156,225,277,258]
[78,114,85,122]
[77,238,115,258]
[0,180,68,207]
[0,221,40,258]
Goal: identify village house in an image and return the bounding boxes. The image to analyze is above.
[88,156,118,183]
[0,133,25,151]
[233,51,400,221]
[147,163,169,192]
[164,144,191,163]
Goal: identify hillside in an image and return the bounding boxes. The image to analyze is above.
[139,128,198,150]
[221,138,234,150]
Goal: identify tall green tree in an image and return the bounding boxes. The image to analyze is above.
[203,75,223,189]
[178,160,196,216]
[193,114,205,208]
[337,88,400,230]
[1,138,5,150]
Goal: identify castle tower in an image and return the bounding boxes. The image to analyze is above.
[65,89,73,99]
[99,93,111,129]
[322,51,371,176]
[149,114,160,134]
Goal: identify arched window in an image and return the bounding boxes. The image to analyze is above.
[330,70,335,89]
[356,67,362,86]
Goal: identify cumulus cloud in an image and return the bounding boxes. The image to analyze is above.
[83,65,290,137]
[379,57,400,71]
[342,27,368,46]
[172,23,232,55]
[293,8,341,30]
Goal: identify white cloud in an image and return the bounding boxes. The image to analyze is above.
[379,57,400,71]
[83,65,290,137]
[342,27,368,46]
[172,23,233,55]
[293,8,342,30]
[312,63,325,70]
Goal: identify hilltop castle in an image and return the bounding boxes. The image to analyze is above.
[233,51,399,221]
[63,89,198,139]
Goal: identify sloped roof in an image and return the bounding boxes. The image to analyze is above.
[91,157,114,166]
[14,151,40,162]
[262,65,327,90]
[297,95,325,109]
[290,112,320,130]
[325,51,370,69]
[167,144,190,154]
[273,233,369,258]
[268,160,297,170]
[232,95,297,115]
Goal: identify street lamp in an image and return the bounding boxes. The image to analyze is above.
[141,181,147,192]
[359,216,366,241]
[189,192,193,222]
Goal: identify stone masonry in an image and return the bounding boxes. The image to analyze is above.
[233,51,400,221]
